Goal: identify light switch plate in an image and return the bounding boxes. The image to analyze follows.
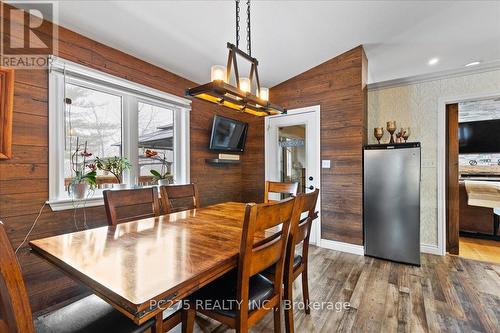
[422,160,435,168]
[322,160,331,168]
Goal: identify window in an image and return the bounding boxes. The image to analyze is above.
[138,102,174,186]
[64,84,123,188]
[49,57,191,210]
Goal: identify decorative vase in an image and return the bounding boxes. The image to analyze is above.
[395,128,404,143]
[158,179,170,186]
[386,121,397,144]
[70,183,88,200]
[374,127,384,144]
[402,127,411,142]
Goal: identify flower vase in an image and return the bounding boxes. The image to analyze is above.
[158,179,170,186]
[70,183,88,200]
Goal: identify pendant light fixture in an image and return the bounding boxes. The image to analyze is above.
[186,0,286,116]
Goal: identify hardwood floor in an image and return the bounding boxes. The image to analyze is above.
[171,245,500,333]
[459,237,500,264]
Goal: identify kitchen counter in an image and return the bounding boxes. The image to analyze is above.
[463,180,500,208]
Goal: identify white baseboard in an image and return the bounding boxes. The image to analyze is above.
[319,239,365,256]
[420,243,442,256]
[319,239,443,257]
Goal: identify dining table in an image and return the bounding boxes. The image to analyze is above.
[29,202,258,332]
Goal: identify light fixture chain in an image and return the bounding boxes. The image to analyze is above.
[246,0,251,56]
[236,0,240,48]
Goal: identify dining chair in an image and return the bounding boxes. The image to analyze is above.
[160,184,199,214]
[181,197,298,333]
[103,187,160,225]
[262,189,319,333]
[283,189,319,333]
[264,181,299,203]
[0,221,155,333]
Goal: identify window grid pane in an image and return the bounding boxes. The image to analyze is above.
[64,83,122,190]
[138,102,175,186]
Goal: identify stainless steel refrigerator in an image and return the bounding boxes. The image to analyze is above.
[363,142,421,266]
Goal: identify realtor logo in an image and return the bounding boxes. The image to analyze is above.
[1,1,58,68]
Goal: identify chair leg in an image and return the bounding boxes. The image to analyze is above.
[301,267,310,315]
[236,323,249,333]
[152,312,163,333]
[181,307,195,333]
[274,304,282,333]
[284,280,294,333]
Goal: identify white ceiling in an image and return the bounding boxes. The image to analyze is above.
[55,1,500,86]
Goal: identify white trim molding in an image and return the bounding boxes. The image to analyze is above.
[437,91,500,256]
[47,198,105,212]
[48,57,191,210]
[49,56,191,108]
[319,240,441,257]
[420,243,441,256]
[319,239,365,256]
[265,104,321,244]
[368,60,500,91]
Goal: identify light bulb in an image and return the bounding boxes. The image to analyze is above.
[259,87,269,101]
[210,65,226,82]
[465,61,481,67]
[239,77,251,93]
[428,57,439,65]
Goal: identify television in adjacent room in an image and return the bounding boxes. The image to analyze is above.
[209,115,248,152]
[459,119,500,154]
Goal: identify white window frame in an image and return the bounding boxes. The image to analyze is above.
[47,56,191,211]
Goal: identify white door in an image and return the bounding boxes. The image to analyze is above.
[265,106,321,245]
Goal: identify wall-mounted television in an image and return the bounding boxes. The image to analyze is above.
[459,119,500,154]
[209,115,248,152]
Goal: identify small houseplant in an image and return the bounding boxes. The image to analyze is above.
[145,149,173,185]
[95,156,131,189]
[69,139,97,199]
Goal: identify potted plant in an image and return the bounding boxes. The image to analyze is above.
[68,139,97,199]
[95,156,131,189]
[145,149,173,185]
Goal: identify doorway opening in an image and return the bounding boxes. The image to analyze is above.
[446,98,500,264]
[265,105,321,244]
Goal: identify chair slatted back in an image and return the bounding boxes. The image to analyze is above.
[236,198,296,314]
[0,222,35,333]
[103,187,160,226]
[284,189,319,283]
[294,189,320,245]
[264,181,298,203]
[160,184,199,214]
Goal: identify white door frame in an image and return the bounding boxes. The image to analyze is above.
[437,90,500,256]
[265,105,322,245]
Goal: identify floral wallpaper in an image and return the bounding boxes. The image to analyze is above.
[367,70,500,246]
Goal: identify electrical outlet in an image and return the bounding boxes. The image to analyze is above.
[322,160,331,168]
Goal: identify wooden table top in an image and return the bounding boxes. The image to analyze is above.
[29,202,249,324]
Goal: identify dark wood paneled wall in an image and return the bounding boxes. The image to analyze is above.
[0,6,263,313]
[270,46,368,245]
[446,103,459,254]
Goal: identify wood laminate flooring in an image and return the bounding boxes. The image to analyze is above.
[459,237,500,264]
[170,245,500,333]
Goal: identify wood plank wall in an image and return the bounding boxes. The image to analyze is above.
[0,5,263,314]
[270,46,368,245]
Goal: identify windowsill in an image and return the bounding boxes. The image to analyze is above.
[47,196,105,211]
[47,185,165,211]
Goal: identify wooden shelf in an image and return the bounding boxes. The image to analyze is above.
[205,158,240,165]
